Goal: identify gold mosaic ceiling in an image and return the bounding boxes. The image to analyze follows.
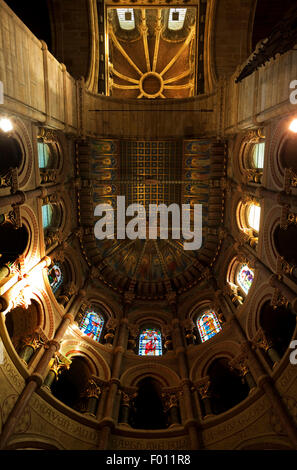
[106,7,198,99]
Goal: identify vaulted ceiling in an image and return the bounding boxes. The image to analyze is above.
[77,138,225,300]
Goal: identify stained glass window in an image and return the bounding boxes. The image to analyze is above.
[252,143,265,169]
[38,142,51,168]
[247,204,261,232]
[197,311,222,343]
[237,264,254,295]
[79,309,105,343]
[42,204,53,229]
[138,328,162,356]
[48,264,63,293]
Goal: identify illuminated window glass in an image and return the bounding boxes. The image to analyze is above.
[168,8,187,31]
[247,204,261,232]
[252,143,265,169]
[38,142,51,168]
[79,309,104,343]
[117,9,135,30]
[48,264,63,293]
[138,328,162,356]
[42,204,53,229]
[197,311,222,343]
[237,264,254,295]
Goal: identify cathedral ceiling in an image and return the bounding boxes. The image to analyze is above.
[77,139,226,300]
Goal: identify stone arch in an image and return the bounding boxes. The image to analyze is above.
[190,340,241,381]
[50,353,94,411]
[61,339,111,380]
[120,363,180,388]
[20,205,40,266]
[0,117,34,188]
[267,116,295,190]
[4,299,43,353]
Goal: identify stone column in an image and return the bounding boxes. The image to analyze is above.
[18,332,46,365]
[229,352,257,392]
[169,294,201,449]
[43,353,71,391]
[97,294,131,449]
[0,312,73,449]
[80,379,102,417]
[252,327,281,367]
[195,377,213,418]
[0,183,65,209]
[162,391,181,427]
[118,390,137,426]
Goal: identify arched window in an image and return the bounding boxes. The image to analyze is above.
[247,203,261,232]
[197,310,222,343]
[241,134,265,184]
[37,137,60,170]
[252,142,265,169]
[38,141,51,169]
[117,8,135,30]
[47,264,63,293]
[138,328,162,356]
[79,308,105,343]
[42,204,53,229]
[168,8,187,31]
[236,264,254,295]
[42,203,61,232]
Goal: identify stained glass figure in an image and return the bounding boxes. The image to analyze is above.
[79,309,104,343]
[237,264,254,294]
[138,329,162,356]
[48,264,63,293]
[197,311,222,343]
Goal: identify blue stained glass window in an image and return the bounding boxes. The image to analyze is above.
[48,264,63,293]
[79,309,104,343]
[197,311,222,343]
[237,264,254,295]
[138,329,162,356]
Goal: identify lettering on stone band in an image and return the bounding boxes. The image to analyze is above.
[30,396,98,443]
[109,437,190,450]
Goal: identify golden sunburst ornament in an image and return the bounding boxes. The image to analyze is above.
[106,7,197,99]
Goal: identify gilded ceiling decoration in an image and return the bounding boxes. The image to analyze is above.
[77,139,226,299]
[106,7,198,99]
